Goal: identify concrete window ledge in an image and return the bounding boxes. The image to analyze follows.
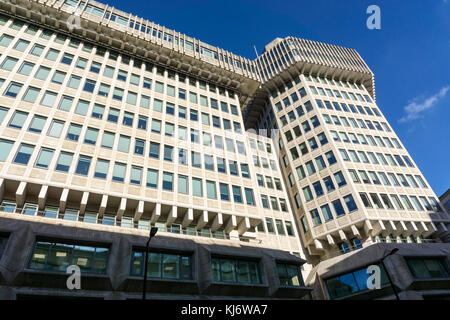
[202,282,269,297]
[12,270,113,291]
[121,277,199,295]
[271,285,313,299]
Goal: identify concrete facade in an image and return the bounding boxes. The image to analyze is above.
[0,0,448,300]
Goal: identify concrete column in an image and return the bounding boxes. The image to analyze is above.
[15,182,27,208]
[211,213,223,232]
[80,192,89,215]
[224,215,237,234]
[196,210,208,231]
[182,208,193,228]
[38,185,48,211]
[116,198,127,220]
[0,178,4,203]
[133,200,144,222]
[351,225,360,237]
[99,195,108,217]
[237,217,250,235]
[166,206,177,226]
[326,234,335,245]
[338,230,347,241]
[59,188,69,213]
[150,203,161,223]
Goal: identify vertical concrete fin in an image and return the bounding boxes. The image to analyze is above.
[150,203,161,223]
[211,212,223,232]
[166,206,177,226]
[196,210,208,230]
[134,200,144,221]
[15,181,27,207]
[38,185,48,211]
[182,208,194,228]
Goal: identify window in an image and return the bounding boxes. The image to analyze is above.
[149,142,160,159]
[4,82,22,98]
[75,155,92,176]
[66,124,82,141]
[162,172,173,191]
[130,250,192,280]
[219,183,230,201]
[1,56,18,71]
[325,264,389,299]
[406,258,449,279]
[29,241,109,274]
[206,181,217,199]
[164,145,174,162]
[134,139,145,155]
[55,152,73,172]
[333,199,346,216]
[8,111,28,129]
[147,169,158,188]
[232,186,242,203]
[310,209,321,226]
[130,166,142,185]
[321,204,334,222]
[244,188,255,206]
[112,163,126,182]
[91,157,109,179]
[83,79,96,93]
[211,257,261,284]
[84,128,99,145]
[334,171,347,187]
[343,195,358,212]
[34,148,54,169]
[13,39,30,52]
[101,132,115,149]
[13,144,35,165]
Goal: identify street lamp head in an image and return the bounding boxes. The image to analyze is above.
[150,227,158,238]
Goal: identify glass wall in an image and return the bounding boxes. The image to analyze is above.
[211,257,261,284]
[29,240,109,274]
[130,250,192,280]
[325,264,389,299]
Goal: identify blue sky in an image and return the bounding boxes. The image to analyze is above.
[102,0,450,196]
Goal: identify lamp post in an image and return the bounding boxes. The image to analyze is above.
[380,248,400,300]
[143,227,158,300]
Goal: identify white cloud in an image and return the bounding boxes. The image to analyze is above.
[399,85,450,123]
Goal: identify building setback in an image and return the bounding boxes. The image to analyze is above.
[0,0,448,300]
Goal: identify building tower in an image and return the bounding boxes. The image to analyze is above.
[244,37,450,299]
[0,0,310,300]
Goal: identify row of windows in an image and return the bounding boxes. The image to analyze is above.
[325,258,449,299]
[2,143,260,202]
[257,217,296,237]
[0,70,240,122]
[358,192,442,213]
[2,109,253,165]
[50,3,253,71]
[301,171,348,202]
[339,149,415,169]
[25,237,304,286]
[271,74,369,102]
[330,129,402,152]
[0,201,295,242]
[310,86,373,104]
[302,194,359,229]
[323,113,391,133]
[288,132,330,160]
[288,150,338,178]
[348,169,428,190]
[0,18,239,98]
[252,155,278,171]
